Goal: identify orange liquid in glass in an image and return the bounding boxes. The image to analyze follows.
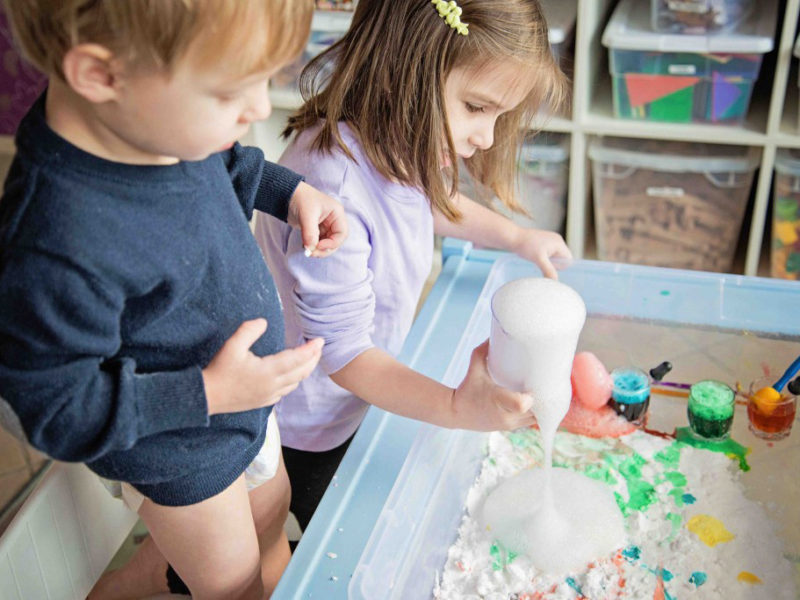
[747,399,796,438]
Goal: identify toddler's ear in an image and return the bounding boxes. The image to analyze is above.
[61,43,121,104]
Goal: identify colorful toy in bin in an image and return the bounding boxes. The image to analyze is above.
[561,352,637,438]
[614,68,756,123]
[602,0,775,125]
[772,149,800,280]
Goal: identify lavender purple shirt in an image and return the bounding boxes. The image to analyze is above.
[254,123,434,451]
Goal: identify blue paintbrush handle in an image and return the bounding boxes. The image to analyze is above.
[774,354,800,392]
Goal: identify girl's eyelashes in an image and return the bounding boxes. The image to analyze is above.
[465,102,485,113]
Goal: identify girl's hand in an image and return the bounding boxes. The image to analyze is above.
[510,226,572,280]
[287,182,349,257]
[450,341,537,431]
[202,319,324,415]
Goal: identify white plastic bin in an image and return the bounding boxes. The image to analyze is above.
[588,136,759,272]
[603,0,775,124]
[541,0,577,71]
[460,134,569,234]
[270,10,351,95]
[505,133,570,233]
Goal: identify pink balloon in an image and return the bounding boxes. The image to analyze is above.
[571,351,613,411]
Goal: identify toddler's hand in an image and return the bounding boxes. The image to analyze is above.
[511,227,572,280]
[287,181,348,257]
[202,318,323,415]
[450,341,536,431]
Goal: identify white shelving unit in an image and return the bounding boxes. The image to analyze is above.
[259,0,800,277]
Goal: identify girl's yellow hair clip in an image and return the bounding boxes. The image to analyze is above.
[432,0,469,36]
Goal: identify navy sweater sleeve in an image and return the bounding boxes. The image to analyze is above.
[223,143,303,222]
[0,246,209,462]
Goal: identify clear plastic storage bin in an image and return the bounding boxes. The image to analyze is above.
[651,0,752,34]
[588,136,759,272]
[772,149,800,280]
[270,10,351,95]
[795,33,800,133]
[603,0,775,124]
[502,133,569,233]
[349,255,800,600]
[541,0,577,71]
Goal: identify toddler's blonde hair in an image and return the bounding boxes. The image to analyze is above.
[3,0,313,80]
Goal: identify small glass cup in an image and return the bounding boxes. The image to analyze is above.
[746,377,797,441]
[687,380,735,440]
[609,367,651,426]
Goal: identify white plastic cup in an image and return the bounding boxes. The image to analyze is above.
[487,278,586,400]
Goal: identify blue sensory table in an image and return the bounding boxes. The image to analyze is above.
[272,239,800,599]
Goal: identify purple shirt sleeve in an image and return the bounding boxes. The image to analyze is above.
[282,202,377,374]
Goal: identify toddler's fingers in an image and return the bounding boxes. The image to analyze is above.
[315,213,348,252]
[262,338,323,379]
[226,318,268,353]
[298,213,321,255]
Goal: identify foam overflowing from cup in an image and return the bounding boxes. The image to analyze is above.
[483,277,626,574]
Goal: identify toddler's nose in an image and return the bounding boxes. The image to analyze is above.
[241,82,272,123]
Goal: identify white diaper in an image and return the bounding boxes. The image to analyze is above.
[106,412,281,512]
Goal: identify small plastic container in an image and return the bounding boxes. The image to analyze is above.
[746,376,797,441]
[687,379,735,439]
[589,136,759,272]
[608,367,651,426]
[602,0,775,124]
[541,0,577,71]
[771,149,800,280]
[651,0,752,34]
[271,11,351,95]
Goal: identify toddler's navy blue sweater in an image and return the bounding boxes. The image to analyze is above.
[0,95,301,506]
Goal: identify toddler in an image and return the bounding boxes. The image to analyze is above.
[0,1,346,598]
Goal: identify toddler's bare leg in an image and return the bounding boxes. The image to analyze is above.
[138,474,263,600]
[87,532,170,599]
[248,453,292,595]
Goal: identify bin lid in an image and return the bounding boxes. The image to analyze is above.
[541,0,577,46]
[775,148,800,175]
[311,9,353,32]
[588,137,760,173]
[602,0,776,54]
[521,132,570,163]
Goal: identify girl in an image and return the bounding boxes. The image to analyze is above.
[255,0,570,534]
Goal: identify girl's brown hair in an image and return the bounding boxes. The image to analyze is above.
[286,0,568,221]
[3,0,313,80]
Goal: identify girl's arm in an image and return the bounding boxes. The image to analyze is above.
[330,344,536,432]
[433,192,572,279]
